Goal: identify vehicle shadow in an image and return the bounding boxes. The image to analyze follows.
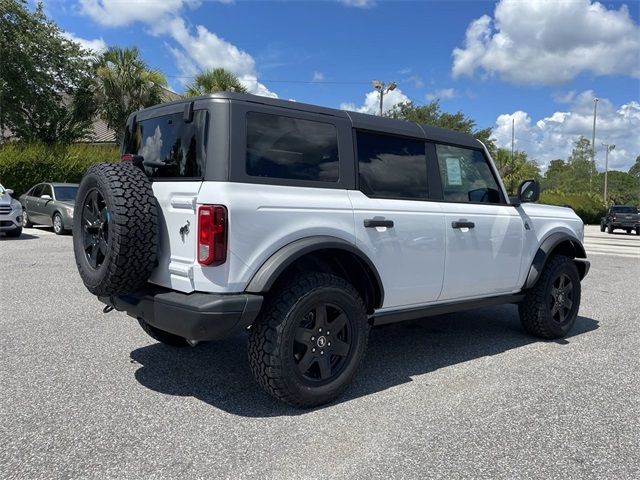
[130,305,599,417]
[0,232,39,240]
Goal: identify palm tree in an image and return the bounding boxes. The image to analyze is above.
[94,47,168,142]
[185,68,247,97]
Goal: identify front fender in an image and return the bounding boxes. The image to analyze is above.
[524,232,588,289]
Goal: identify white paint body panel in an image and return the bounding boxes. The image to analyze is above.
[439,203,524,300]
[150,180,585,312]
[348,190,446,308]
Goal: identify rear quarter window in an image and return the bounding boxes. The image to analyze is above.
[245,112,339,182]
[124,110,208,179]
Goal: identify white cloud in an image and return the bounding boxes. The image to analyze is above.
[339,0,376,8]
[452,0,640,84]
[493,91,640,171]
[62,31,107,53]
[166,18,255,76]
[78,0,197,27]
[406,75,424,89]
[164,18,276,97]
[425,88,456,101]
[340,88,410,115]
[312,71,324,82]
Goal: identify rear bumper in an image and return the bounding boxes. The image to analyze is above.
[611,222,639,229]
[574,258,590,279]
[98,286,263,342]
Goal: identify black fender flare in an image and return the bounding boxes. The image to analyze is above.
[245,236,384,308]
[524,232,588,289]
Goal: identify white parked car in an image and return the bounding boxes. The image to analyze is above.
[72,93,590,407]
[0,183,23,238]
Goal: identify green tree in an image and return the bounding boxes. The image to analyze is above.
[93,47,167,143]
[386,100,495,154]
[599,170,640,206]
[566,136,598,193]
[185,68,247,97]
[541,159,568,191]
[629,155,640,180]
[0,0,93,144]
[493,148,541,195]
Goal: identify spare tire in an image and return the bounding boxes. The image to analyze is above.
[73,162,158,296]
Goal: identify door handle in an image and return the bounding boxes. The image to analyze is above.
[364,219,394,228]
[451,221,475,229]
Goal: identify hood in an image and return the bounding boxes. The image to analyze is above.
[0,192,13,206]
[58,200,75,208]
[520,202,582,221]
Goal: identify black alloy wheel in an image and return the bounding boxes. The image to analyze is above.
[293,302,352,384]
[81,189,109,269]
[248,272,370,408]
[548,273,574,325]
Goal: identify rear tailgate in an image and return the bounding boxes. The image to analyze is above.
[148,182,202,292]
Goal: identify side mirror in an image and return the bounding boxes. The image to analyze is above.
[41,194,52,201]
[6,189,13,195]
[517,179,540,203]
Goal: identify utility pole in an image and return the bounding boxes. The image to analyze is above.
[372,80,397,116]
[511,118,515,164]
[602,143,615,204]
[591,98,598,187]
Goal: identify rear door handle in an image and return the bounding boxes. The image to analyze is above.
[451,221,475,229]
[364,219,394,228]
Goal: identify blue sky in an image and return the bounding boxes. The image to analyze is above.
[46,0,640,170]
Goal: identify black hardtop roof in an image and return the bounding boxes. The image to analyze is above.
[139,92,483,149]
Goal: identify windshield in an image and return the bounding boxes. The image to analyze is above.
[54,186,78,202]
[611,206,636,213]
[0,184,5,195]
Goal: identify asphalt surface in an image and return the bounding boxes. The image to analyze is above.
[1,225,638,479]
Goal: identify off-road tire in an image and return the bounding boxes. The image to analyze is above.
[636,228,640,236]
[5,227,22,238]
[248,272,369,408]
[22,209,33,228]
[626,228,632,234]
[137,319,190,347]
[73,162,158,296]
[607,224,614,234]
[519,255,581,339]
[600,223,605,232]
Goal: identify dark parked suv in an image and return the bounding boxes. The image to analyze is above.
[600,205,640,235]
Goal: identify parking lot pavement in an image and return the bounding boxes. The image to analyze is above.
[1,228,639,480]
[583,224,639,259]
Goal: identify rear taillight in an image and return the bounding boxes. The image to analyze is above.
[198,205,227,266]
[120,153,134,162]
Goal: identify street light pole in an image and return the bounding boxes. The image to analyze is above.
[602,143,615,204]
[372,80,397,116]
[591,98,598,187]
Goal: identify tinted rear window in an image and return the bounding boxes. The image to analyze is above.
[124,110,208,179]
[611,206,636,213]
[54,186,78,201]
[246,112,339,182]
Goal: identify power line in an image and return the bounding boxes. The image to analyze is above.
[165,74,372,85]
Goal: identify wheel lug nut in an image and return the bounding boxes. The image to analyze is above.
[318,328,322,332]
[328,342,331,347]
[326,331,330,335]
[311,337,315,341]
[320,351,324,355]
[312,348,316,352]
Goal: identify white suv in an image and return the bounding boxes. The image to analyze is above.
[73,93,589,407]
[0,184,23,238]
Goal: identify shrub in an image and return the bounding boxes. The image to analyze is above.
[0,143,119,197]
[540,190,606,224]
